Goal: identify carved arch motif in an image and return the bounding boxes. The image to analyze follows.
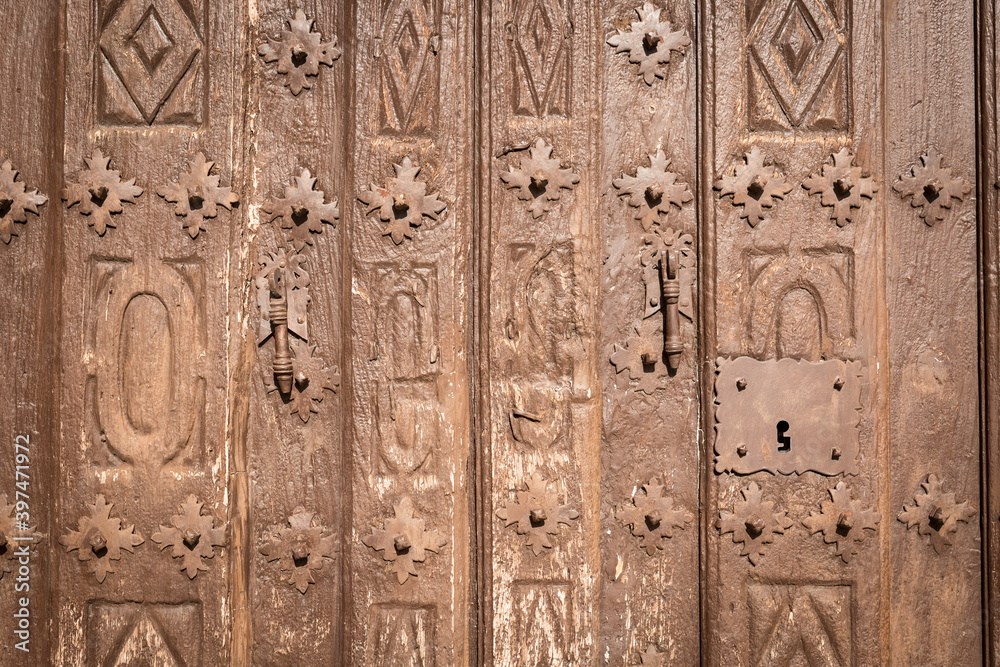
[371,263,441,475]
[743,247,853,359]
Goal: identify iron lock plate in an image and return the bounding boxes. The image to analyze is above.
[715,357,862,475]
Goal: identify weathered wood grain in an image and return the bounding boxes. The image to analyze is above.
[886,0,981,662]
[705,0,885,663]
[246,2,348,663]
[347,0,474,663]
[0,2,62,665]
[481,0,604,663]
[54,0,241,663]
[600,0,701,663]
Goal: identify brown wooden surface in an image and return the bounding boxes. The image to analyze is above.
[0,3,62,665]
[247,2,348,662]
[886,0,981,662]
[705,3,884,663]
[53,0,240,663]
[600,0,701,663]
[347,0,473,663]
[481,0,603,663]
[0,0,997,664]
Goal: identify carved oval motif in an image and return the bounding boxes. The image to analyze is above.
[120,293,172,434]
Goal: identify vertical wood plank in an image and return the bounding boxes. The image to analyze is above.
[704,0,886,663]
[482,0,603,663]
[56,0,242,663]
[348,0,474,663]
[886,0,982,662]
[979,0,1000,661]
[0,2,62,664]
[599,0,701,663]
[246,2,348,661]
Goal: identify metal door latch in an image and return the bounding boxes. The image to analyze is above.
[255,248,310,395]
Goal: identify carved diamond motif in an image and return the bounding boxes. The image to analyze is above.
[378,0,440,136]
[775,1,819,79]
[510,0,570,116]
[749,0,844,127]
[100,0,202,123]
[131,7,174,74]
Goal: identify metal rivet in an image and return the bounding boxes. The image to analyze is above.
[744,514,765,538]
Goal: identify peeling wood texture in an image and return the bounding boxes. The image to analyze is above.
[0,0,997,665]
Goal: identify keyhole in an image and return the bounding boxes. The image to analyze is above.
[746,178,765,201]
[91,544,108,559]
[776,420,791,451]
[188,194,205,211]
[291,49,308,68]
[0,197,12,218]
[923,183,941,203]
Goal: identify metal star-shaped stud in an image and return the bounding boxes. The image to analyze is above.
[898,474,976,554]
[617,479,693,555]
[717,481,792,565]
[362,497,446,584]
[497,472,579,555]
[613,150,693,231]
[263,168,339,251]
[802,482,880,563]
[151,495,227,579]
[803,148,878,227]
[715,147,793,227]
[62,149,143,236]
[358,157,447,244]
[258,9,341,95]
[260,507,337,593]
[893,149,971,225]
[1,493,43,580]
[59,495,144,583]
[157,153,239,239]
[286,340,341,422]
[610,330,661,393]
[607,3,691,85]
[0,160,47,244]
[631,644,665,667]
[499,139,580,218]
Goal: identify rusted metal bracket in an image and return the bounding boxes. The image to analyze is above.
[255,248,310,396]
[639,227,694,370]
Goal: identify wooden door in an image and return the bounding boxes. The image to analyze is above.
[0,0,997,665]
